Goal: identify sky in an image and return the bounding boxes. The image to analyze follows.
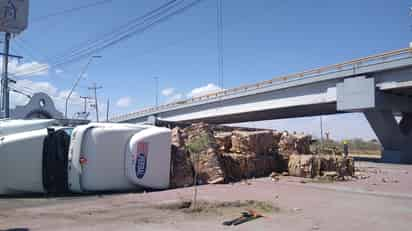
[1,0,411,140]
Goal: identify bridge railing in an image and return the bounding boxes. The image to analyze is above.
[112,47,412,121]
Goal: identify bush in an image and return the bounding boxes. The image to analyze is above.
[311,138,381,153]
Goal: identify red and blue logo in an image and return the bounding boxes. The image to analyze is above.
[135,142,148,179]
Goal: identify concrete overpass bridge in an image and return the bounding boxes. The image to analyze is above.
[112,48,412,163]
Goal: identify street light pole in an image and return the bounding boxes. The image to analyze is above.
[64,55,101,118]
[154,76,159,107]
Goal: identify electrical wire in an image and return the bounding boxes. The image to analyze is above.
[32,0,115,23]
[19,0,182,76]
[12,0,205,78]
[45,0,181,65]
[10,87,32,98]
[48,0,185,68]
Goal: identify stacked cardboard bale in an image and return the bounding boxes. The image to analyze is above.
[170,127,194,188]
[322,154,355,178]
[186,123,226,184]
[170,123,355,187]
[220,129,281,181]
[278,132,312,155]
[171,127,184,148]
[294,134,312,154]
[275,131,313,172]
[288,154,321,178]
[215,132,232,152]
[170,145,194,188]
[288,154,355,178]
[230,130,274,155]
[278,132,298,155]
[272,131,282,149]
[221,153,280,181]
[277,131,355,179]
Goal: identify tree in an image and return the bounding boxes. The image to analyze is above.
[185,134,210,210]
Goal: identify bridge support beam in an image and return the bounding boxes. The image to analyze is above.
[364,111,412,164]
[146,115,159,126]
[337,76,412,163]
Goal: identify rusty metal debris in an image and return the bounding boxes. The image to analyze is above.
[222,209,263,226]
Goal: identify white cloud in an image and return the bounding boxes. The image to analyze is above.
[166,93,183,103]
[160,83,223,104]
[55,69,64,74]
[116,96,132,108]
[161,88,175,97]
[0,58,50,77]
[187,83,222,98]
[15,79,58,96]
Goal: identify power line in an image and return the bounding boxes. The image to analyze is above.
[47,0,189,68]
[32,0,114,23]
[10,0,182,77]
[20,0,181,76]
[10,87,32,99]
[10,38,95,93]
[12,0,206,78]
[14,37,52,62]
[46,0,180,64]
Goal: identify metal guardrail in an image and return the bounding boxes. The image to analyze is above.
[112,47,412,121]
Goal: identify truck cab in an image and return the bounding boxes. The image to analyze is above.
[68,123,171,193]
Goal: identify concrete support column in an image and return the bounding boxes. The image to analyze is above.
[146,115,158,125]
[364,110,412,163]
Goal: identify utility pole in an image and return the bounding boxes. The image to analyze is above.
[89,83,102,122]
[154,76,159,107]
[1,32,11,118]
[320,116,324,150]
[77,96,90,120]
[80,96,89,114]
[106,98,110,122]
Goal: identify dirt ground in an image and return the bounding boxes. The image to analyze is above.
[1,161,412,231]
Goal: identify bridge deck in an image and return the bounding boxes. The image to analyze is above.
[112,47,412,122]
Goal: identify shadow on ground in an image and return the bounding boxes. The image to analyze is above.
[1,228,30,231]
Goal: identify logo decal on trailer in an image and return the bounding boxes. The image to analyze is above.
[135,142,148,179]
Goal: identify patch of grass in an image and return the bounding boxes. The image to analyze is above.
[308,177,336,184]
[156,200,279,214]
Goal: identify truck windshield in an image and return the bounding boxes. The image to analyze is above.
[64,128,74,136]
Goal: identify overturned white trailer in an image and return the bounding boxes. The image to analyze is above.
[0,120,171,195]
[0,119,59,195]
